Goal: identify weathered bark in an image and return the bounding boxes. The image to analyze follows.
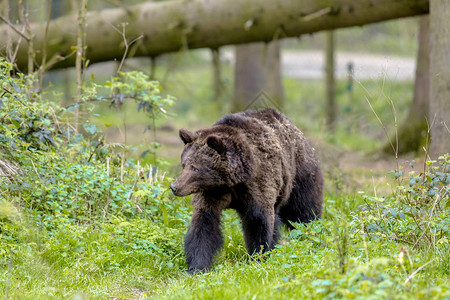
[325,31,336,131]
[232,41,284,112]
[383,16,430,155]
[0,0,429,72]
[429,0,450,158]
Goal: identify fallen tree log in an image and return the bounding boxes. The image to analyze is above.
[0,0,429,71]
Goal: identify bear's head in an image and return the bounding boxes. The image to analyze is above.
[170,128,253,196]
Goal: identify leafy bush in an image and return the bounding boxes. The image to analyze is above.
[354,155,449,250]
[0,58,188,266]
[0,60,61,152]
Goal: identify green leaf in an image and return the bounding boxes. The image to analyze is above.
[83,124,97,135]
[11,118,20,129]
[160,203,168,228]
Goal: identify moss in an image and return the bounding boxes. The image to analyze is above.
[382,117,429,155]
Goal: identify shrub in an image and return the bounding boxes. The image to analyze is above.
[0,57,187,264]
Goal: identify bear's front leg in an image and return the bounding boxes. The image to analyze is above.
[240,204,277,255]
[185,207,223,273]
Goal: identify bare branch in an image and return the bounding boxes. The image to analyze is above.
[0,14,30,41]
[404,259,435,284]
[39,0,53,88]
[114,22,143,75]
[18,0,35,74]
[300,7,333,22]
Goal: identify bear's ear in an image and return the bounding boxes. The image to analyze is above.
[206,135,225,155]
[179,128,197,144]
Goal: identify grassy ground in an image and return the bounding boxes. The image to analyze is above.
[2,189,449,299]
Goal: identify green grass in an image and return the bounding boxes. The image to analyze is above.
[2,193,449,299]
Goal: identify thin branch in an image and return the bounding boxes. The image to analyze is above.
[365,95,396,155]
[18,0,35,74]
[404,259,435,284]
[380,88,400,182]
[300,7,333,22]
[113,22,143,75]
[1,1,13,63]
[444,121,450,135]
[5,249,13,300]
[39,0,53,88]
[0,14,30,41]
[72,0,88,132]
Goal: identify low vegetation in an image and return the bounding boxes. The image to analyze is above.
[0,56,449,300]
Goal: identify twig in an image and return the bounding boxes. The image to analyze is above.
[300,7,333,22]
[0,14,30,41]
[39,0,53,88]
[444,121,450,135]
[87,138,103,163]
[5,248,13,300]
[365,96,396,155]
[29,158,42,181]
[120,154,124,183]
[72,0,88,132]
[2,86,36,113]
[361,77,401,185]
[361,223,369,261]
[381,88,401,184]
[18,0,35,74]
[411,216,432,248]
[1,1,13,63]
[113,22,143,75]
[404,259,435,284]
[41,50,77,72]
[422,117,433,182]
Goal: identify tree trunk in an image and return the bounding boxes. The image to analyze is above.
[383,16,430,155]
[429,0,450,158]
[232,41,284,112]
[0,0,429,72]
[211,48,222,103]
[325,31,336,131]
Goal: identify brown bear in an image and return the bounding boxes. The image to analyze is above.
[170,108,323,273]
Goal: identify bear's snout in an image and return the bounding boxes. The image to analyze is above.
[169,183,178,195]
[170,180,196,196]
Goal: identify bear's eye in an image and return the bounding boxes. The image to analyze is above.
[191,166,199,173]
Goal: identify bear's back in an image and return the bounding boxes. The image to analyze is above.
[215,108,289,133]
[241,108,287,125]
[214,108,305,163]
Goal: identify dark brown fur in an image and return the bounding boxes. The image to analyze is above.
[170,108,323,273]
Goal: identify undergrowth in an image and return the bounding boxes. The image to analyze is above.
[0,58,449,299]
